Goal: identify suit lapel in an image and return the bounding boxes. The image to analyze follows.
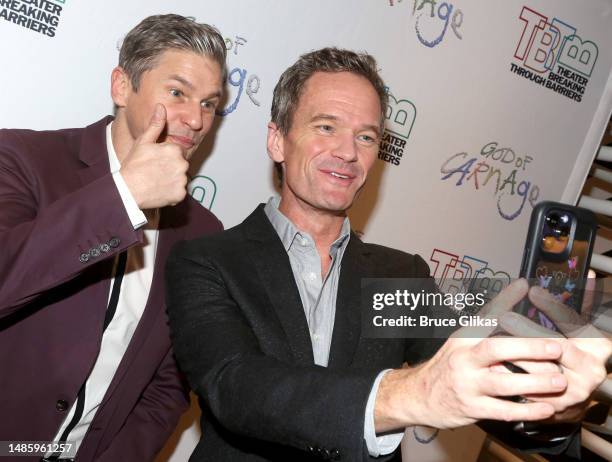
[328,235,369,369]
[99,206,179,404]
[74,117,179,405]
[77,116,114,187]
[244,206,315,366]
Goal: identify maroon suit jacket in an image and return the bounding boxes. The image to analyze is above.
[0,117,223,461]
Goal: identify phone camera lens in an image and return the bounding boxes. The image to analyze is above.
[546,213,560,227]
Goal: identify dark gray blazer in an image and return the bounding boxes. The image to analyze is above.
[166,204,439,461]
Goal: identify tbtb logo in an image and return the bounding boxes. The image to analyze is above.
[429,248,511,301]
[378,92,417,167]
[510,6,598,103]
[0,0,66,37]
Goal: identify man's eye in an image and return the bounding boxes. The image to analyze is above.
[318,125,333,133]
[170,89,183,97]
[201,100,217,110]
[359,135,375,143]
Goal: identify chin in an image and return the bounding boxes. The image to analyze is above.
[320,198,354,213]
[325,190,358,207]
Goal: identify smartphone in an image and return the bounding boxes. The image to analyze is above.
[504,202,597,426]
[518,201,597,327]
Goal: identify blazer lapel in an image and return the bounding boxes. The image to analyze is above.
[75,117,181,405]
[328,235,369,369]
[244,206,315,366]
[99,206,179,404]
[77,116,114,187]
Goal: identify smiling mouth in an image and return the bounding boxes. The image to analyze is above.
[330,171,351,179]
[321,169,356,181]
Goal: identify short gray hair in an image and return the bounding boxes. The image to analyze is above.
[119,14,227,91]
[271,47,388,135]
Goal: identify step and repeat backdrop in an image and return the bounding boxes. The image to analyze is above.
[2,0,611,460]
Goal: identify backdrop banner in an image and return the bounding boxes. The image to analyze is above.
[2,1,611,460]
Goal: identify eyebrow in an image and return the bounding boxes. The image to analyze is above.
[169,74,194,90]
[310,113,381,137]
[310,113,338,123]
[168,74,223,99]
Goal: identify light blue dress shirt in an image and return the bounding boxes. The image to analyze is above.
[264,197,403,457]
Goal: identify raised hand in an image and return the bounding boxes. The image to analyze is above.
[375,280,574,432]
[498,283,611,422]
[120,103,190,209]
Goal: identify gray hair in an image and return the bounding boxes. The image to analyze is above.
[271,47,388,135]
[119,14,227,91]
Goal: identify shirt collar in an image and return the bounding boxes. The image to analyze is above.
[263,196,351,253]
[105,121,121,173]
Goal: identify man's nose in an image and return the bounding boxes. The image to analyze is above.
[182,101,204,131]
[332,132,358,162]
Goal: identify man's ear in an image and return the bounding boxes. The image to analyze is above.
[267,122,285,163]
[111,66,131,108]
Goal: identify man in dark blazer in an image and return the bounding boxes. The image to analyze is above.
[0,14,226,462]
[166,48,611,461]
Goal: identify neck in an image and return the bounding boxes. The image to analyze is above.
[110,110,134,164]
[278,195,346,250]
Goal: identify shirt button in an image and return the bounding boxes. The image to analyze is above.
[301,238,308,247]
[56,399,69,412]
[309,272,317,281]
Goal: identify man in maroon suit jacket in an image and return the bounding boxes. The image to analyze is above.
[0,14,225,461]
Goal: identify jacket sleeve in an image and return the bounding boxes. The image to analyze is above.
[165,240,381,461]
[0,132,142,316]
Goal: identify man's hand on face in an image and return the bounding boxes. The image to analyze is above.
[120,103,190,209]
[374,279,610,432]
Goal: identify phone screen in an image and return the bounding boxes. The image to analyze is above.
[529,241,588,326]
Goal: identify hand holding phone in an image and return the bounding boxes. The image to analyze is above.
[501,201,605,437]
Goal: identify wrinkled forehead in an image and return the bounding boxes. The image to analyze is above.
[293,72,383,125]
